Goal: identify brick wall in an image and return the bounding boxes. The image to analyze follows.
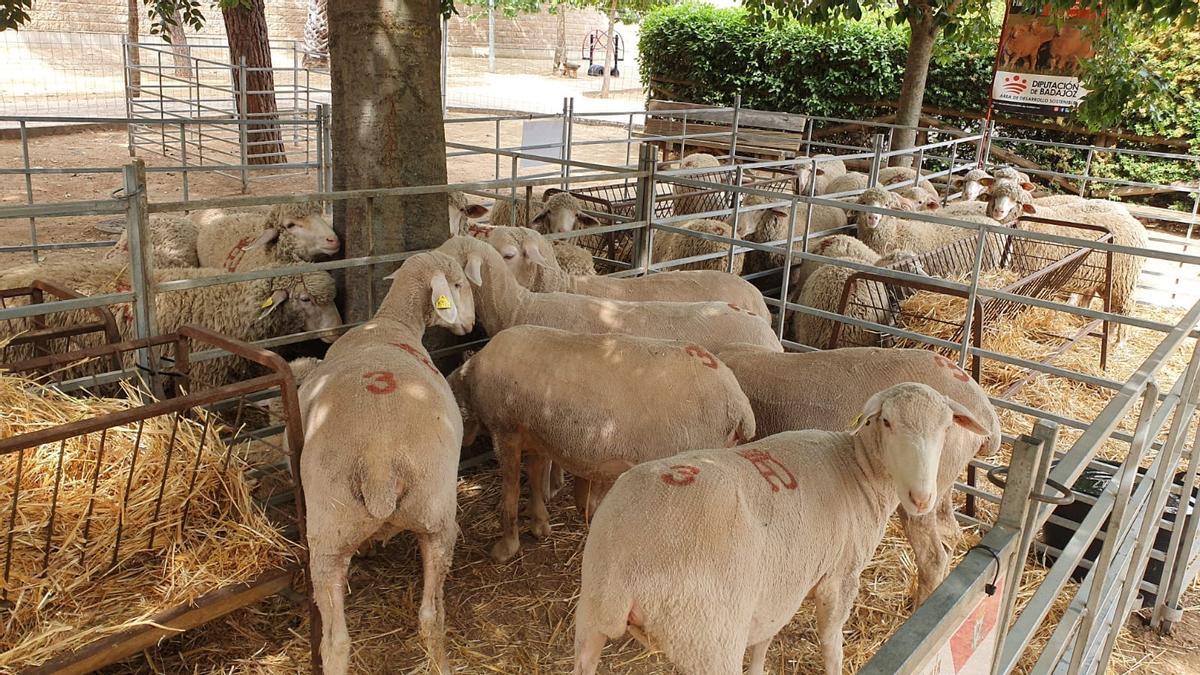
[24,0,308,40]
[448,7,610,59]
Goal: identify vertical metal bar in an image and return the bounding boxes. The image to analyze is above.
[79,429,108,566]
[729,93,741,160]
[958,219,990,372]
[487,0,496,73]
[1079,147,1095,197]
[494,118,501,182]
[292,42,299,143]
[1170,183,1199,305]
[868,134,885,187]
[1154,341,1200,629]
[147,412,182,549]
[680,112,688,160]
[633,145,658,275]
[112,420,146,567]
[157,50,167,155]
[441,14,450,116]
[561,97,573,191]
[315,106,325,194]
[238,56,249,193]
[726,166,744,273]
[19,121,37,262]
[122,35,135,157]
[179,122,189,202]
[1068,381,1159,673]
[123,160,157,356]
[41,439,67,572]
[947,140,960,204]
[3,448,26,603]
[776,194,801,341]
[802,117,813,157]
[179,416,213,530]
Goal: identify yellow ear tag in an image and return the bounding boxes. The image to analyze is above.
[259,297,274,309]
[434,295,453,310]
[847,413,863,430]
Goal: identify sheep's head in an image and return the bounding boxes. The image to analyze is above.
[735,194,789,238]
[259,271,343,343]
[981,177,1036,222]
[448,191,490,237]
[253,201,340,260]
[953,168,992,202]
[850,382,987,516]
[992,166,1030,183]
[679,152,720,170]
[481,226,554,289]
[530,193,601,233]
[896,188,941,213]
[383,250,477,336]
[855,187,900,232]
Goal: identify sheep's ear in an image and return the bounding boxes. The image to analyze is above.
[850,390,885,433]
[383,267,402,281]
[430,272,459,324]
[523,242,550,267]
[945,397,988,435]
[1021,203,1037,214]
[576,212,600,228]
[925,199,941,211]
[530,209,550,228]
[255,289,290,321]
[978,177,994,187]
[815,167,826,176]
[465,204,489,219]
[768,207,788,219]
[243,228,279,251]
[950,176,964,187]
[465,254,484,286]
[1020,181,1036,191]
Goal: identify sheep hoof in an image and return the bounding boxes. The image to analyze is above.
[529,519,551,540]
[490,537,520,562]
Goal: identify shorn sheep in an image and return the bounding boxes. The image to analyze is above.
[950,168,992,202]
[671,152,723,217]
[447,190,490,236]
[714,344,1001,604]
[856,187,997,255]
[482,226,770,320]
[436,235,784,352]
[787,233,879,293]
[741,194,849,276]
[105,214,200,267]
[194,201,340,272]
[299,251,476,675]
[0,258,342,387]
[448,325,756,561]
[489,191,601,233]
[652,219,746,275]
[573,382,989,675]
[877,166,939,197]
[823,171,869,196]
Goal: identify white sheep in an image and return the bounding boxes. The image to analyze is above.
[489,191,601,233]
[448,325,755,561]
[572,382,989,675]
[551,240,598,276]
[802,154,849,195]
[788,245,892,349]
[878,166,939,196]
[0,258,342,387]
[299,250,475,675]
[741,194,849,276]
[949,168,992,202]
[447,190,490,236]
[714,344,1001,604]
[194,201,340,272]
[856,187,995,256]
[436,235,784,352]
[671,152,723,217]
[822,171,869,196]
[788,234,879,293]
[652,218,746,274]
[104,214,200,268]
[483,226,770,320]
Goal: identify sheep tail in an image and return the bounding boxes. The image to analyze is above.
[355,455,402,520]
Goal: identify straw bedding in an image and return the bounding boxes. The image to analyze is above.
[0,370,295,671]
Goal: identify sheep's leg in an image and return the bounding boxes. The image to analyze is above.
[309,551,354,675]
[417,525,456,674]
[573,476,595,522]
[746,637,774,675]
[491,431,523,562]
[572,629,607,675]
[525,453,552,540]
[899,503,951,607]
[812,574,858,675]
[544,461,567,499]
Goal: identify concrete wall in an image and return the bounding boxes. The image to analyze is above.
[23,0,308,40]
[448,7,610,60]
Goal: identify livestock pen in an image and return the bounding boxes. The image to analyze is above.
[2,100,1200,672]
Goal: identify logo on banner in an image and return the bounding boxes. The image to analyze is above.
[990,2,1099,117]
[1001,75,1028,95]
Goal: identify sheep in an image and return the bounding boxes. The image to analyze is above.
[803,154,849,195]
[823,171,869,196]
[896,186,942,212]
[298,250,475,675]
[436,235,784,352]
[551,240,598,276]
[447,190,489,236]
[0,258,342,388]
[488,191,600,233]
[788,234,879,293]
[855,187,997,256]
[651,218,746,275]
[713,344,1001,604]
[950,168,992,202]
[572,382,990,675]
[671,152,723,217]
[449,325,755,561]
[878,166,939,196]
[740,194,849,276]
[194,201,340,272]
[483,226,770,320]
[993,166,1032,184]
[788,246,893,349]
[104,214,200,268]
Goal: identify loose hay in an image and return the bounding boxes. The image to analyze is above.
[0,369,295,671]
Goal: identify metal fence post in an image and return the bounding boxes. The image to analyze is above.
[179,122,189,202]
[123,159,158,346]
[122,35,135,157]
[729,93,742,160]
[1080,147,1096,197]
[633,144,658,275]
[238,56,250,193]
[315,105,326,194]
[561,97,573,191]
[19,121,37,262]
[868,134,885,187]
[726,165,744,273]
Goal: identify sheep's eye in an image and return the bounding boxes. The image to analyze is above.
[882,418,892,429]
[284,222,297,229]
[454,281,463,289]
[502,252,516,260]
[300,295,313,304]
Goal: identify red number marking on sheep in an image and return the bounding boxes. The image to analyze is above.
[737,449,798,492]
[685,345,719,369]
[390,342,439,376]
[934,354,972,383]
[113,283,134,327]
[223,236,255,272]
[363,371,398,395]
[661,465,700,487]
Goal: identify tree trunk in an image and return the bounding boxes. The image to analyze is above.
[302,0,329,69]
[167,8,193,80]
[127,0,140,97]
[600,0,616,98]
[891,13,940,166]
[553,4,567,70]
[222,0,286,165]
[330,0,450,322]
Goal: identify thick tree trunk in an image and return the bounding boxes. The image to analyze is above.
[127,0,140,97]
[223,0,286,165]
[167,9,193,80]
[600,0,616,97]
[553,4,567,70]
[330,0,450,322]
[891,14,940,166]
[302,0,330,68]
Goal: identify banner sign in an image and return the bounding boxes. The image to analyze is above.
[990,2,1099,117]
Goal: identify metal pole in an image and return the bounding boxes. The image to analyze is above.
[487,0,496,74]
[238,56,249,194]
[958,220,990,372]
[1080,147,1095,197]
[868,134,885,187]
[315,106,325,194]
[122,35,135,157]
[179,122,189,202]
[633,145,658,276]
[776,191,802,341]
[802,117,813,157]
[292,42,299,143]
[494,119,501,182]
[441,14,450,116]
[726,166,744,273]
[123,160,157,344]
[560,97,571,190]
[563,97,575,191]
[157,49,166,155]
[19,121,37,263]
[729,93,742,161]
